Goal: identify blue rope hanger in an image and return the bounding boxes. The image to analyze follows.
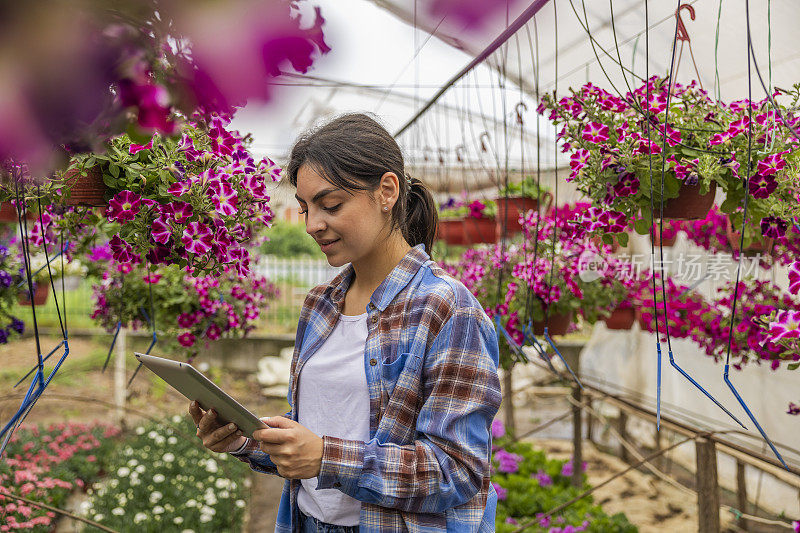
[720,0,788,470]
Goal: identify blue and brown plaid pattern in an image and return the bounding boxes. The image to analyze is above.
[232,244,501,532]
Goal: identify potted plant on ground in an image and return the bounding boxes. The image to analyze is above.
[538,77,800,244]
[494,178,552,236]
[437,198,498,246]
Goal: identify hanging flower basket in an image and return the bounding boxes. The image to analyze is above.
[604,306,635,330]
[650,228,679,247]
[18,284,49,306]
[532,311,573,336]
[463,216,498,245]
[0,202,19,223]
[62,166,108,206]
[436,219,467,246]
[494,192,552,236]
[725,216,774,256]
[659,180,717,220]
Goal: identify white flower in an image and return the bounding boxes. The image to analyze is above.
[109,479,119,488]
[150,491,163,503]
[218,490,230,499]
[94,514,104,521]
[235,500,246,508]
[153,506,164,515]
[171,415,182,424]
[135,465,146,474]
[186,499,197,508]
[200,514,212,523]
[205,459,218,473]
[128,459,139,467]
[167,436,178,445]
[116,467,130,477]
[135,427,146,435]
[162,453,175,463]
[131,477,142,487]
[111,507,125,516]
[78,501,92,514]
[148,430,158,439]
[153,473,165,483]
[116,495,127,506]
[134,512,148,524]
[200,506,215,516]
[205,494,218,506]
[181,529,196,533]
[154,435,166,445]
[214,478,229,490]
[173,517,184,525]
[241,479,250,488]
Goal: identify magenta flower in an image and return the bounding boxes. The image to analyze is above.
[212,181,239,216]
[756,153,786,176]
[494,449,523,474]
[170,201,194,223]
[146,244,171,265]
[569,149,590,181]
[760,216,787,238]
[748,173,778,199]
[107,190,142,223]
[789,262,800,295]
[491,418,505,439]
[725,116,750,137]
[767,310,800,341]
[581,121,610,143]
[109,235,138,264]
[709,132,731,145]
[491,482,507,501]
[177,313,197,328]
[534,470,553,487]
[151,216,172,244]
[168,179,192,197]
[599,210,627,233]
[181,221,214,255]
[178,332,196,348]
[613,172,639,197]
[788,404,800,416]
[128,138,153,154]
[467,200,487,219]
[205,323,223,340]
[142,273,162,284]
[504,517,518,525]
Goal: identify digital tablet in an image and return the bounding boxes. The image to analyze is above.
[134,352,268,436]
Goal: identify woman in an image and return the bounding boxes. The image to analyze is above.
[190,113,501,532]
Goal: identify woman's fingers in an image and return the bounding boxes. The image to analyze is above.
[188,401,204,425]
[203,423,242,451]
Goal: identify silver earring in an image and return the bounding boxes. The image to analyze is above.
[383,206,388,211]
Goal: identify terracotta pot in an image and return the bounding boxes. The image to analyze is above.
[63,167,108,206]
[650,230,678,247]
[532,312,572,336]
[0,202,37,223]
[18,284,49,306]
[725,216,774,256]
[659,180,717,220]
[462,217,498,245]
[604,307,636,330]
[436,219,467,246]
[494,192,553,237]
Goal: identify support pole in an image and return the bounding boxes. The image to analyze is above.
[618,411,630,463]
[736,460,748,531]
[503,367,515,437]
[571,385,583,488]
[696,437,721,533]
[114,328,127,429]
[585,398,594,443]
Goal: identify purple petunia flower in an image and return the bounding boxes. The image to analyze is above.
[504,517,518,525]
[170,201,194,223]
[756,153,787,176]
[760,216,788,238]
[107,190,142,223]
[109,235,139,265]
[181,221,214,255]
[0,270,12,289]
[613,172,639,197]
[0,328,8,344]
[767,310,800,341]
[9,318,24,334]
[177,313,197,329]
[789,262,800,296]
[178,332,196,348]
[168,179,192,197]
[748,173,778,199]
[491,481,507,501]
[581,121,610,144]
[205,323,223,340]
[598,210,628,233]
[212,181,239,216]
[491,418,505,439]
[534,470,553,487]
[151,216,172,244]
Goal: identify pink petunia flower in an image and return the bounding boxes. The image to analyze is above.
[107,190,142,223]
[142,273,162,284]
[206,323,223,340]
[108,235,139,264]
[767,310,800,341]
[788,262,800,295]
[178,332,196,347]
[581,121,610,143]
[212,181,239,215]
[170,201,194,223]
[756,153,787,176]
[613,172,639,197]
[181,221,214,255]
[491,418,505,439]
[168,179,192,197]
[151,216,172,244]
[128,138,153,154]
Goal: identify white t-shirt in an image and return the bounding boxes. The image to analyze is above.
[297,312,370,526]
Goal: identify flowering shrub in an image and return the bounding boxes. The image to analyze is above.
[0,422,121,531]
[490,420,637,533]
[83,415,249,531]
[633,272,709,343]
[90,261,277,357]
[65,118,278,277]
[538,77,800,244]
[497,177,552,201]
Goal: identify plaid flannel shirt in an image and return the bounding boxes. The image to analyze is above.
[232,244,502,532]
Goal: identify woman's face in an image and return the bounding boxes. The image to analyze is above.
[295,164,390,267]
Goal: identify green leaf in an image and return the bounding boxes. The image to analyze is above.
[616,232,629,247]
[102,173,117,188]
[85,156,96,168]
[634,218,651,235]
[601,233,613,245]
[788,362,800,371]
[109,163,120,179]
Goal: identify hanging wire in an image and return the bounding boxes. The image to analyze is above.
[127,261,158,387]
[721,0,788,470]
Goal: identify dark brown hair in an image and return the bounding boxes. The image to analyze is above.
[285,113,438,255]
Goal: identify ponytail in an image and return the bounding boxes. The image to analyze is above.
[402,173,438,257]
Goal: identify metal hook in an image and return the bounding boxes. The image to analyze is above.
[515,102,528,126]
[675,4,696,43]
[479,132,490,153]
[455,145,465,163]
[438,148,446,165]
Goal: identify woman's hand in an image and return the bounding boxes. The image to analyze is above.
[252,416,323,479]
[189,401,247,453]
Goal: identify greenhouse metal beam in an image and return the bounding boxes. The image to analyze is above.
[394,0,551,138]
